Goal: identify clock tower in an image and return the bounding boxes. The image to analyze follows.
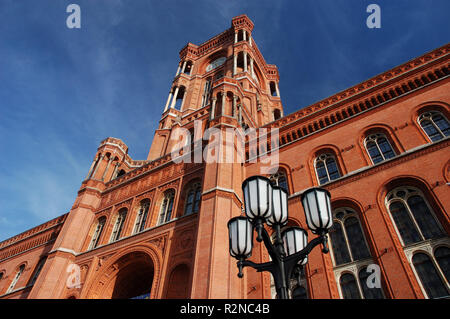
[144,14,284,298]
[147,14,283,162]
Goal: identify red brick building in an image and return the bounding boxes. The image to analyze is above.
[0,15,449,299]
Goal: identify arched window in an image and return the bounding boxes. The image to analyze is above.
[314,153,341,185]
[412,252,449,298]
[358,266,384,299]
[270,171,289,194]
[340,273,361,299]
[273,109,282,121]
[88,216,106,250]
[386,186,449,298]
[183,61,193,75]
[158,190,175,225]
[329,208,371,266]
[418,111,450,142]
[364,133,396,164]
[116,169,126,178]
[434,246,450,282]
[386,187,445,246]
[133,199,150,234]
[184,183,201,216]
[174,86,186,110]
[201,77,212,107]
[339,267,385,299]
[28,257,47,286]
[110,209,127,242]
[331,208,384,299]
[269,82,278,97]
[6,264,25,294]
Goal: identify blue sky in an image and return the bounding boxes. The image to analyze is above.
[0,0,449,242]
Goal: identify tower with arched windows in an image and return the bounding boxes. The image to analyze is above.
[0,16,449,300]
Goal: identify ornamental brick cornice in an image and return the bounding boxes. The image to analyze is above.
[98,137,128,154]
[266,44,449,130]
[180,106,210,124]
[71,202,98,212]
[202,187,243,208]
[113,198,133,211]
[99,162,204,210]
[0,214,67,250]
[322,138,449,191]
[0,220,65,262]
[231,14,254,31]
[77,184,103,198]
[181,29,234,60]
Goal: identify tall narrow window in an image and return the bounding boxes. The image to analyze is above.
[183,61,192,75]
[418,111,450,142]
[386,186,449,298]
[201,78,212,107]
[386,187,444,246]
[184,183,202,216]
[340,273,361,299]
[358,266,384,299]
[88,216,106,250]
[329,223,351,265]
[412,253,448,298]
[110,209,127,242]
[273,109,282,120]
[28,257,47,286]
[329,208,371,266]
[364,133,396,164]
[133,200,150,234]
[158,190,175,225]
[314,153,341,185]
[434,246,450,282]
[6,264,25,293]
[269,81,278,97]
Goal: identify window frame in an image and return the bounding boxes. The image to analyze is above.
[385,186,445,246]
[6,264,25,294]
[133,200,150,234]
[110,209,128,243]
[386,186,450,298]
[364,133,396,164]
[88,216,106,250]
[269,171,289,194]
[158,190,175,225]
[335,261,385,299]
[28,257,47,286]
[184,183,201,216]
[417,111,450,142]
[329,208,372,267]
[314,153,341,185]
[406,243,450,298]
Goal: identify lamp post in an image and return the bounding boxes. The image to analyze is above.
[228,176,333,299]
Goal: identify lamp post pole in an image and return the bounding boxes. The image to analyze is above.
[228,176,333,299]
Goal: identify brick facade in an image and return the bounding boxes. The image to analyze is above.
[0,15,449,299]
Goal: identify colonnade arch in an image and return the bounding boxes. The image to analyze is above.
[83,244,162,299]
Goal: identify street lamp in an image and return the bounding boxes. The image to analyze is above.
[242,176,273,241]
[228,176,333,299]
